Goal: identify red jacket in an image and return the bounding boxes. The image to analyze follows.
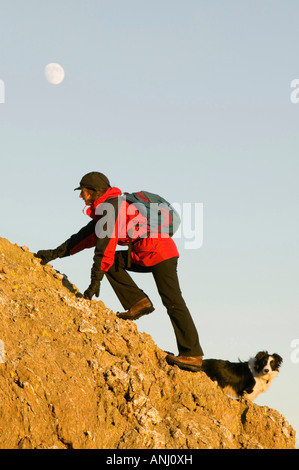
[66,187,179,279]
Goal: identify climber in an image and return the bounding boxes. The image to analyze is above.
[36,172,204,371]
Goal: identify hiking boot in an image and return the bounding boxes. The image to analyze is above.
[166,354,203,372]
[117,298,154,321]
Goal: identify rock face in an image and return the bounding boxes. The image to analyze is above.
[0,237,295,449]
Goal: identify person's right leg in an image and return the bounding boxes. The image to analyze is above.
[106,253,203,370]
[151,257,204,359]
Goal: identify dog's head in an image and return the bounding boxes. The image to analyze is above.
[253,351,283,377]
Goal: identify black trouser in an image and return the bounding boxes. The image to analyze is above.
[105,251,204,357]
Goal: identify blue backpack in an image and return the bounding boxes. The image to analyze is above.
[123,190,181,266]
[124,190,181,237]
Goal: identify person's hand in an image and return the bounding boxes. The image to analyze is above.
[36,242,69,265]
[35,249,58,265]
[83,279,101,300]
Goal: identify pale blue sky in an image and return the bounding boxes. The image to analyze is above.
[1,0,298,444]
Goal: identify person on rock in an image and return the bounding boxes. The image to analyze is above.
[36,172,204,371]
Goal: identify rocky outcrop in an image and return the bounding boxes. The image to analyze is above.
[0,237,295,449]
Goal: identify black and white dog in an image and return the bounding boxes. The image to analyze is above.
[201,351,282,401]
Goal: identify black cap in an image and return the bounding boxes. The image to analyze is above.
[74,172,110,191]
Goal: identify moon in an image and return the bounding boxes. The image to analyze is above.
[45,63,65,85]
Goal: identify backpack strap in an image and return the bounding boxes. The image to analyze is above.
[127,237,133,268]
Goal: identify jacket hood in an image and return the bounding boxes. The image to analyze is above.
[83,187,122,220]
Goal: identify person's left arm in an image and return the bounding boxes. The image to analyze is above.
[83,197,121,299]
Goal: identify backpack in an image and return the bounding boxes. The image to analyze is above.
[123,190,181,266]
[124,190,181,237]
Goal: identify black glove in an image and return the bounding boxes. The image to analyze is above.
[36,249,59,265]
[36,242,69,265]
[83,279,101,300]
